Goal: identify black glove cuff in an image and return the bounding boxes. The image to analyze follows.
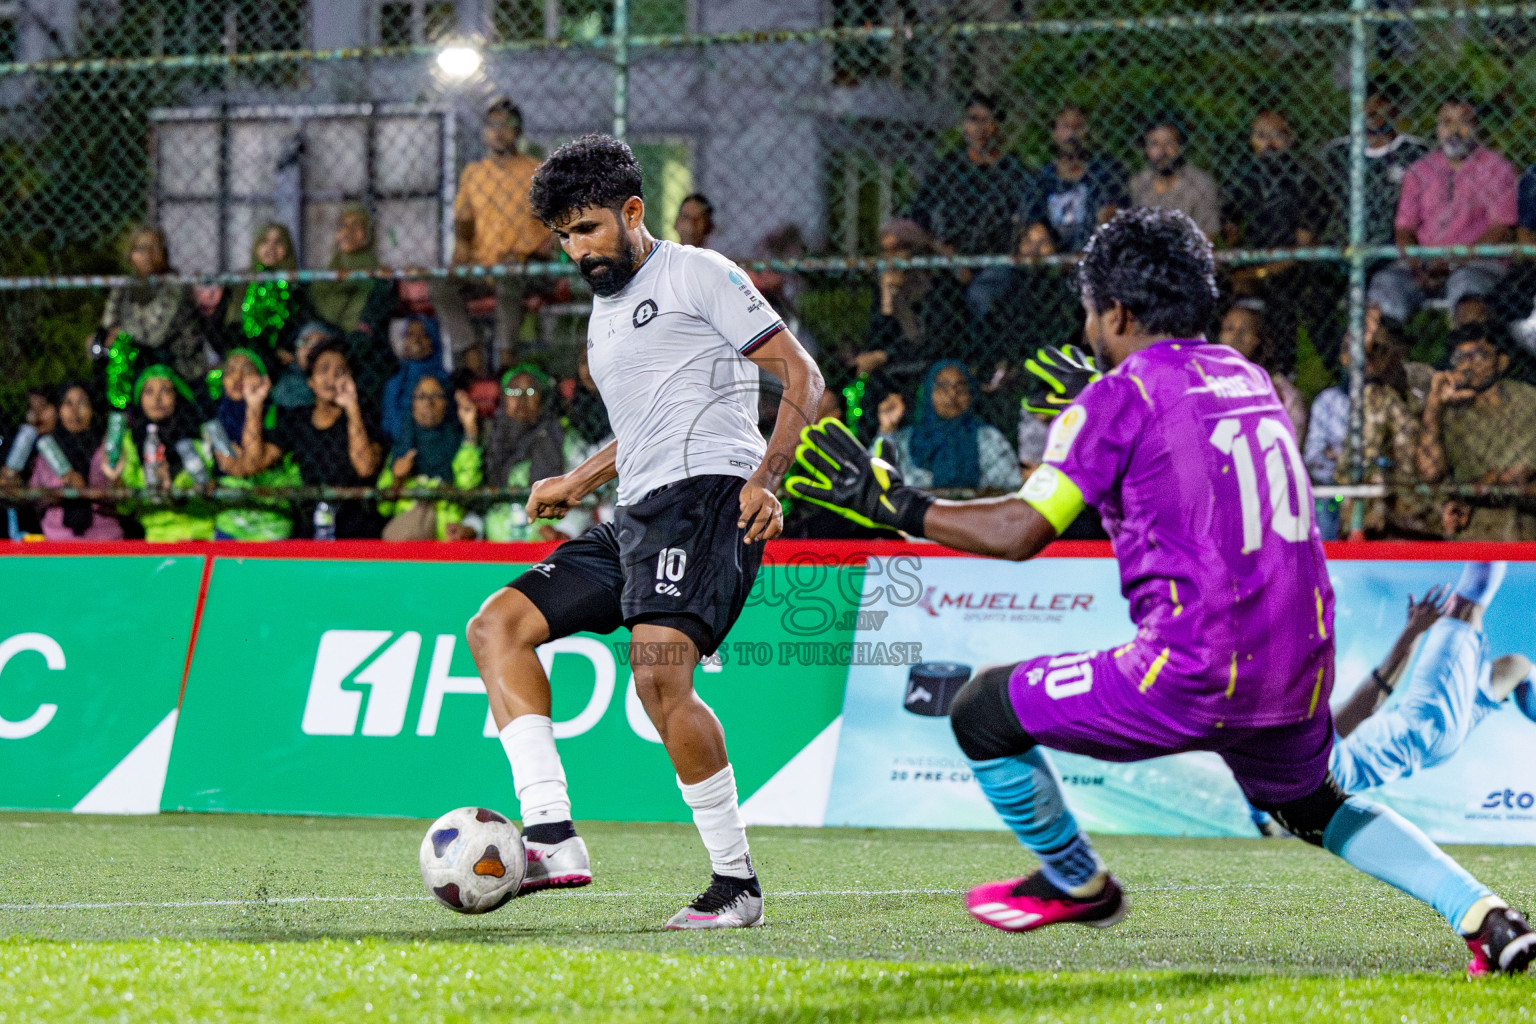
[894,488,934,538]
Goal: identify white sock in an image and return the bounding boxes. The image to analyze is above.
[1454,562,1506,607]
[678,764,752,879]
[500,715,571,828]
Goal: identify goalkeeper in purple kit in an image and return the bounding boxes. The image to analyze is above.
[786,208,1535,975]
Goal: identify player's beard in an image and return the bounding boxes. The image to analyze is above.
[580,234,641,298]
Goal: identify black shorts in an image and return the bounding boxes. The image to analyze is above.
[508,474,764,657]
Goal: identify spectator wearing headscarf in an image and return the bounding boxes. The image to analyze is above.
[381,316,448,443]
[483,364,565,541]
[208,346,300,540]
[226,223,314,367]
[377,377,484,541]
[28,381,123,540]
[98,225,205,400]
[872,360,1022,491]
[310,204,399,403]
[101,365,215,541]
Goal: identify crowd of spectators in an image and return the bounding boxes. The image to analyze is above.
[3,86,1536,544]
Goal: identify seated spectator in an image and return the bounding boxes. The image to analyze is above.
[1018,103,1126,254]
[872,360,1022,492]
[1416,321,1536,539]
[271,321,336,410]
[988,222,1082,432]
[430,96,551,376]
[102,366,215,542]
[673,193,715,249]
[747,224,812,352]
[309,203,399,402]
[1370,99,1517,323]
[378,378,483,541]
[230,338,385,539]
[227,222,314,368]
[28,382,123,541]
[558,345,612,459]
[844,219,965,430]
[98,226,205,395]
[0,386,58,488]
[209,347,300,540]
[1217,300,1309,438]
[1224,111,1336,373]
[1341,313,1437,538]
[0,386,58,536]
[906,93,1031,334]
[190,283,232,360]
[381,316,447,442]
[1320,82,1430,248]
[1128,119,1221,239]
[483,365,565,541]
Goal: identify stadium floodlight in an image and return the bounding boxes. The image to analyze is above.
[435,45,482,80]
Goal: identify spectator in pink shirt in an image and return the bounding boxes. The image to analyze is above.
[1368,99,1517,322]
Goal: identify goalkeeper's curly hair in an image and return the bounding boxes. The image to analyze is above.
[1077,207,1219,338]
[529,133,644,226]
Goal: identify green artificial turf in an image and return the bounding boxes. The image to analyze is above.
[2,813,1534,1022]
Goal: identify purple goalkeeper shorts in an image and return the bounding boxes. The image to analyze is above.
[1006,648,1334,807]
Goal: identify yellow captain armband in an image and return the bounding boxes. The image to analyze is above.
[1018,464,1085,534]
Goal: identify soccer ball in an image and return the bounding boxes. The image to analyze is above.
[419,807,527,913]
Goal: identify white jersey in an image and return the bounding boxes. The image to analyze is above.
[586,240,784,504]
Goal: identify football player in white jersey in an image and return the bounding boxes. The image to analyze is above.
[466,135,824,929]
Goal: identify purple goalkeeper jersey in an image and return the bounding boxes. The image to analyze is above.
[1042,338,1335,728]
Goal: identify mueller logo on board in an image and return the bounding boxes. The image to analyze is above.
[915,587,1095,618]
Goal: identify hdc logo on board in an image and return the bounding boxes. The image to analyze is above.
[299,630,667,743]
[0,632,64,740]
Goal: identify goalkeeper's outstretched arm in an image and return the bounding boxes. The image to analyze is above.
[786,417,1060,561]
[922,495,1059,562]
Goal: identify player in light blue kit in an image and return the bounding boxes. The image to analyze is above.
[787,208,1535,975]
[1332,563,1536,792]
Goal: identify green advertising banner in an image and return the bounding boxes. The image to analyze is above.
[162,557,861,821]
[0,555,203,812]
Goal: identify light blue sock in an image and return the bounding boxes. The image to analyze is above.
[1454,562,1506,607]
[1324,797,1492,932]
[970,748,1103,891]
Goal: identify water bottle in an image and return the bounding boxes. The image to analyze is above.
[142,423,165,488]
[35,435,73,478]
[104,412,126,467]
[202,419,235,460]
[313,501,337,541]
[175,438,210,487]
[4,424,37,473]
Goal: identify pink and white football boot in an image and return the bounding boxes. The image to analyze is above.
[965,870,1127,932]
[517,835,593,896]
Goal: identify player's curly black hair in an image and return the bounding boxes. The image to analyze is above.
[1077,207,1219,338]
[529,133,644,227]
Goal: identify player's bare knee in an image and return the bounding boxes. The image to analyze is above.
[1490,654,1533,702]
[466,588,546,657]
[950,663,1035,762]
[632,662,689,709]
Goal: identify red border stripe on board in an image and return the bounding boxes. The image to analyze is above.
[2,538,1536,562]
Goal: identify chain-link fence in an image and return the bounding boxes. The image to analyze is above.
[2,0,1535,542]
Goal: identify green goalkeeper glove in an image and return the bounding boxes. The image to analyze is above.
[784,418,933,536]
[1021,344,1102,417]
